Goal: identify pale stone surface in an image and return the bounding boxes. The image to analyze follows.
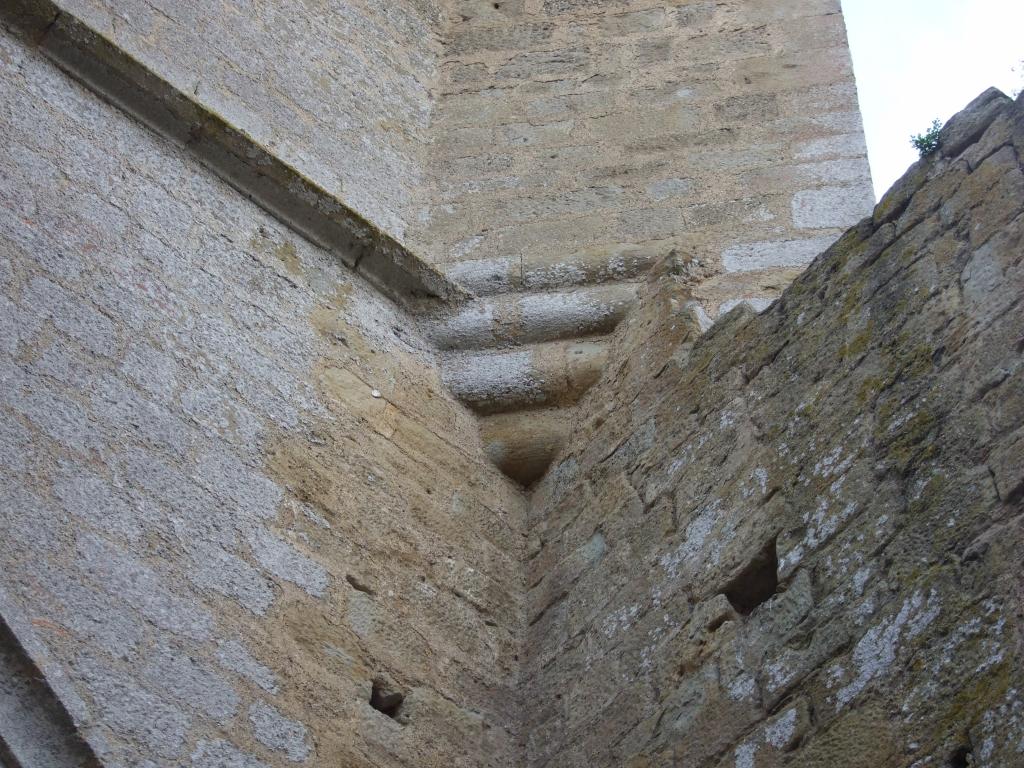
[721,236,838,272]
[420,0,874,318]
[248,702,310,762]
[0,619,96,767]
[216,640,280,694]
[406,0,874,462]
[191,740,271,768]
[0,28,523,768]
[53,0,445,241]
[1,4,1022,768]
[792,184,876,228]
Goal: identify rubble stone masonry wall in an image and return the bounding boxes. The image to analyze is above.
[524,88,1024,767]
[0,28,524,767]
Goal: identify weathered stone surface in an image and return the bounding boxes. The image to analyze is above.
[406,0,873,486]
[1,2,1021,767]
[0,615,99,767]
[422,0,873,318]
[526,89,1024,767]
[45,0,444,243]
[0,28,523,767]
[939,87,1014,159]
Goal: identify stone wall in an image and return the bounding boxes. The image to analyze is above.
[34,0,875,318]
[3,0,1023,765]
[51,0,445,242]
[421,0,874,316]
[0,27,524,768]
[524,88,1024,767]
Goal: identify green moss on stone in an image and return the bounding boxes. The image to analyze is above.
[842,323,875,361]
[837,276,867,323]
[856,376,886,405]
[908,473,948,517]
[883,409,938,471]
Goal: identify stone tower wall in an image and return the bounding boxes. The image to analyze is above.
[3,1,1023,767]
[53,0,446,241]
[43,0,876,319]
[422,0,874,316]
[0,28,524,767]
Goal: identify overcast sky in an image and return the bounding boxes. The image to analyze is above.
[842,0,1023,199]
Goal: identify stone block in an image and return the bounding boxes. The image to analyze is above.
[792,185,874,229]
[248,701,311,762]
[15,3,1011,768]
[721,236,836,272]
[939,87,1014,159]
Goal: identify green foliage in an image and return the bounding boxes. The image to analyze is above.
[910,118,943,158]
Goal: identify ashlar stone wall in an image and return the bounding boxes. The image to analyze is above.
[3,2,1022,767]
[422,0,874,316]
[51,0,447,241]
[524,88,1024,767]
[0,27,525,768]
[35,0,876,319]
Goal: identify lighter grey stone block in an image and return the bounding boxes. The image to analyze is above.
[721,236,836,272]
[792,186,874,229]
[21,275,119,358]
[646,177,694,201]
[248,701,311,763]
[187,541,276,616]
[75,653,191,760]
[248,528,329,597]
[191,740,271,768]
[143,646,240,721]
[75,533,215,642]
[216,640,279,693]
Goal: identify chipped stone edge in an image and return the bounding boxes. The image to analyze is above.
[0,0,470,313]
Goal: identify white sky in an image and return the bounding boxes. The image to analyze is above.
[842,0,1024,199]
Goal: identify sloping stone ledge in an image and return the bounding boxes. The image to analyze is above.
[0,0,468,312]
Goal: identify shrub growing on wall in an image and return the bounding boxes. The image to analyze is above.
[911,118,943,157]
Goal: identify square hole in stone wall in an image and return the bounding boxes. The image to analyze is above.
[369,678,405,721]
[723,538,779,615]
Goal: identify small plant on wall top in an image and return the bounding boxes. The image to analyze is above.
[911,118,943,157]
